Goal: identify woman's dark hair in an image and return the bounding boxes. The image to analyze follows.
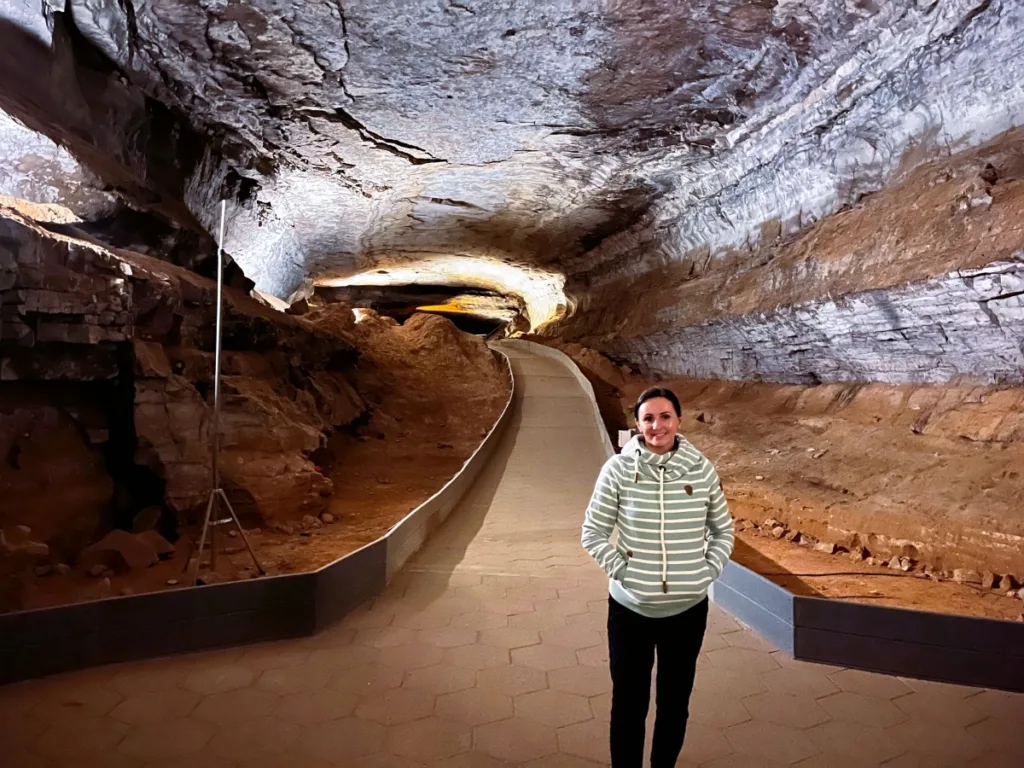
[633,387,682,420]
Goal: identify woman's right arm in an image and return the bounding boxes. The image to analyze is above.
[581,458,627,580]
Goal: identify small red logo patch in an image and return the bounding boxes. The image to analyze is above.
[684,485,693,495]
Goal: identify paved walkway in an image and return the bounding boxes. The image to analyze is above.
[1,343,1023,767]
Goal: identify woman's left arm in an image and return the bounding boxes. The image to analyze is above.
[703,460,735,579]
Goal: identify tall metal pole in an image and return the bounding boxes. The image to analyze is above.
[187,199,265,583]
[209,199,227,571]
[212,199,225,493]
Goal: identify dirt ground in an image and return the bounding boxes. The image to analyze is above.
[15,312,510,611]
[534,339,1024,622]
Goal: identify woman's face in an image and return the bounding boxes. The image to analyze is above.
[637,397,680,454]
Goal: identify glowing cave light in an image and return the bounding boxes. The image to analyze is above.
[320,255,567,331]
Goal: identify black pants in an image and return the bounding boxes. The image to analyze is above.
[607,595,709,768]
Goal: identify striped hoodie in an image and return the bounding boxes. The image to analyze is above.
[581,434,735,618]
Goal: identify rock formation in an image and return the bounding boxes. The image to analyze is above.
[1,1,1023,600]
[0,0,1020,372]
[1,200,365,564]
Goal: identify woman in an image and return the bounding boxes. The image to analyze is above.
[582,386,734,768]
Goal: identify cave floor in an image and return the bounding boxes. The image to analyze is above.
[1,344,1021,767]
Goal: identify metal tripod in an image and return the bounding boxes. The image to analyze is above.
[186,199,264,584]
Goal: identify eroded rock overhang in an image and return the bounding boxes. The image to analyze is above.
[0,0,1022,382]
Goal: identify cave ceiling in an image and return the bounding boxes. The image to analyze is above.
[0,0,1021,329]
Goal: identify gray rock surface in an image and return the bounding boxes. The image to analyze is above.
[604,260,1024,385]
[1,0,1022,382]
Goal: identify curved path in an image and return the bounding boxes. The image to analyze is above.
[1,342,1022,767]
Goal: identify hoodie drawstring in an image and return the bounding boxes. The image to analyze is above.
[659,465,668,593]
[633,450,640,483]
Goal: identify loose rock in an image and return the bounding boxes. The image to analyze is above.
[814,542,837,555]
[131,506,162,533]
[953,569,983,585]
[771,526,786,539]
[998,574,1018,592]
[137,530,175,560]
[34,564,52,577]
[79,529,160,572]
[981,571,997,590]
[88,563,108,578]
[321,513,335,524]
[849,547,867,561]
[755,475,765,481]
[785,530,801,543]
[55,563,71,576]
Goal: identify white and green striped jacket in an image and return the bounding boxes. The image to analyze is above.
[582,434,735,618]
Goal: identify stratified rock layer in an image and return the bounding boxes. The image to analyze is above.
[1,201,365,546]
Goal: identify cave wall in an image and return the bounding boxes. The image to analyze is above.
[561,127,1024,385]
[0,201,367,567]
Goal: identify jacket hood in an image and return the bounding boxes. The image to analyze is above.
[621,434,703,482]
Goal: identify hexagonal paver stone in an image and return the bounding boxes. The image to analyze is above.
[434,751,517,768]
[478,627,541,650]
[515,689,593,727]
[758,666,840,699]
[237,643,312,672]
[704,647,780,676]
[355,626,419,649]
[687,688,752,729]
[307,643,380,670]
[328,663,405,695]
[355,687,437,725]
[548,665,611,698]
[182,664,255,695]
[437,688,515,726]
[116,717,216,762]
[299,717,386,762]
[387,717,474,762]
[404,663,479,695]
[208,716,301,762]
[742,690,830,729]
[805,720,905,764]
[474,717,560,763]
[443,644,511,671]
[256,663,331,695]
[817,691,909,728]
[725,720,818,765]
[110,687,200,725]
[719,756,794,768]
[510,644,580,672]
[392,608,457,631]
[678,722,734,765]
[275,689,358,723]
[376,642,446,671]
[30,683,123,720]
[524,755,608,768]
[556,718,611,763]
[192,687,280,724]
[107,663,189,694]
[968,690,1024,722]
[415,626,480,649]
[475,665,549,697]
[449,612,510,632]
[966,714,1024,757]
[576,645,609,667]
[694,666,768,700]
[827,668,913,700]
[481,598,539,617]
[894,690,987,727]
[883,718,989,764]
[539,626,604,650]
[35,713,130,759]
